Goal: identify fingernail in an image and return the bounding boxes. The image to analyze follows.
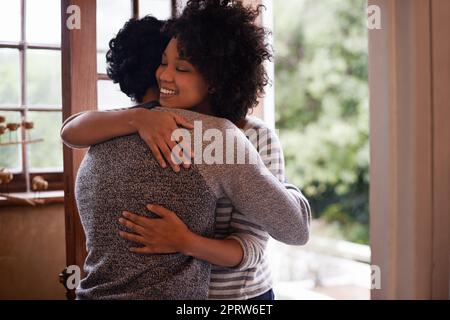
[147,204,153,209]
[173,166,180,173]
[122,211,130,217]
[119,218,124,223]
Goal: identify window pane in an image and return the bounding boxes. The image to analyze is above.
[27,111,63,170]
[0,49,20,106]
[97,51,108,74]
[139,0,172,20]
[0,0,20,42]
[0,111,22,171]
[27,50,61,107]
[97,80,133,111]
[97,0,132,51]
[26,0,61,44]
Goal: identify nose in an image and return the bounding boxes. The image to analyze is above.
[158,65,174,83]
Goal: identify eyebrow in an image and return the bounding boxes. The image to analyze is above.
[162,52,189,62]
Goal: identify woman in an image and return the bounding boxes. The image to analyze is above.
[62,0,310,300]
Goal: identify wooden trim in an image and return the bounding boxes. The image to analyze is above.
[2,172,63,193]
[0,106,62,111]
[97,73,110,81]
[132,0,139,19]
[0,190,64,207]
[61,0,97,300]
[431,0,450,299]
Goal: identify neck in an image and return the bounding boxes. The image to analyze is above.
[190,98,214,117]
[141,88,159,103]
[236,118,248,130]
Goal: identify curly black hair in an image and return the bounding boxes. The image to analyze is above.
[106,16,170,103]
[165,0,272,123]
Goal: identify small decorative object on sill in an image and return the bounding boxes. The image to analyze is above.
[0,168,13,185]
[0,125,5,143]
[32,175,49,200]
[0,168,13,196]
[22,121,34,140]
[6,122,20,142]
[0,116,42,146]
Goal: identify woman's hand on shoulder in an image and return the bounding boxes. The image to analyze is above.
[131,109,193,172]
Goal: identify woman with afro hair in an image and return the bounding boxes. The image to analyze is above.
[61,0,310,300]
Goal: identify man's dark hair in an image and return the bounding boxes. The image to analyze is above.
[106,15,170,103]
[164,0,272,123]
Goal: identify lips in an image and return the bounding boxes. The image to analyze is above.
[160,87,177,96]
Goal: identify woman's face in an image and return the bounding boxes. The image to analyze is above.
[156,38,210,111]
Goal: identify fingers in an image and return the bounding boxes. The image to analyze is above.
[119,231,146,244]
[147,204,173,218]
[157,138,180,172]
[168,136,191,169]
[146,140,167,168]
[129,246,154,254]
[173,115,194,129]
[118,217,147,235]
[122,211,152,227]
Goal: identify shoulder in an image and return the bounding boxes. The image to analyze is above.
[155,107,238,132]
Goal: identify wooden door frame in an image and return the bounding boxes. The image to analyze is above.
[61,0,97,299]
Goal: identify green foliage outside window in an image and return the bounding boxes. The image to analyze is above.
[274,0,369,244]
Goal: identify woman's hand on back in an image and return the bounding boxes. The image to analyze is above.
[131,109,194,172]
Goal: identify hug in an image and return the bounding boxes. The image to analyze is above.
[61,0,311,300]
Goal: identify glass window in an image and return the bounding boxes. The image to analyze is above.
[26,0,61,44]
[97,0,132,51]
[27,111,63,170]
[0,0,21,42]
[0,111,22,171]
[97,52,108,74]
[139,0,172,20]
[27,49,61,107]
[97,80,133,111]
[0,49,20,106]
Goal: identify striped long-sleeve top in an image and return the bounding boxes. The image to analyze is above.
[208,116,311,300]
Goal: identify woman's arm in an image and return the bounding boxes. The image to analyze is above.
[60,107,194,171]
[60,108,139,149]
[182,232,244,267]
[118,204,244,268]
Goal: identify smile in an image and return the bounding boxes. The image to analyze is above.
[160,88,177,96]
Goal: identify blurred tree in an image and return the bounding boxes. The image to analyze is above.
[274,0,369,244]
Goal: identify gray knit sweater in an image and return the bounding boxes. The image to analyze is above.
[75,107,309,300]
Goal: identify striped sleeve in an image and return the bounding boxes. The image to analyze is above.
[225,118,310,270]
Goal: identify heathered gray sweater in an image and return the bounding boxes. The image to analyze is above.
[75,107,309,300]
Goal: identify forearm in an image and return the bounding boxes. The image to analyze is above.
[60,108,140,148]
[180,232,244,268]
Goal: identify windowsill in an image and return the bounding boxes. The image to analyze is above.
[0,190,64,207]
